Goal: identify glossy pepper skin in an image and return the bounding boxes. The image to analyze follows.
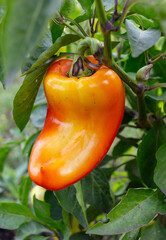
[29,56,125,190]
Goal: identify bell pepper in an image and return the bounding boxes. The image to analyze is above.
[29,56,125,190]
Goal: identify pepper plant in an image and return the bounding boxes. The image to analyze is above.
[0,0,166,239]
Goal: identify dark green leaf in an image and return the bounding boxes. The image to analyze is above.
[33,196,63,231]
[150,42,166,81]
[19,176,32,206]
[51,0,77,43]
[137,120,166,187]
[1,0,62,84]
[30,104,47,129]
[120,228,140,240]
[26,34,80,74]
[125,160,142,186]
[0,147,11,172]
[54,185,88,229]
[81,168,112,213]
[0,202,34,230]
[45,190,63,221]
[86,206,102,223]
[141,219,166,240]
[98,154,112,167]
[75,181,87,225]
[124,53,146,73]
[70,232,95,240]
[51,22,64,44]
[13,61,52,131]
[125,19,161,57]
[112,141,132,159]
[16,221,50,240]
[154,143,166,195]
[145,96,158,115]
[23,131,40,155]
[87,188,165,235]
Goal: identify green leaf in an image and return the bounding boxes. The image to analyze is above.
[145,91,166,101]
[74,12,90,24]
[154,143,166,195]
[26,34,80,74]
[0,146,11,172]
[31,237,50,240]
[125,19,161,57]
[152,0,166,37]
[77,0,94,14]
[127,14,156,29]
[54,185,88,229]
[112,141,132,159]
[19,176,32,206]
[35,85,47,105]
[23,131,40,155]
[51,0,77,43]
[74,181,88,224]
[103,0,115,11]
[61,0,76,17]
[130,2,159,25]
[125,160,142,186]
[87,188,165,235]
[13,61,52,131]
[30,104,47,129]
[120,228,140,240]
[0,202,34,230]
[0,0,6,22]
[51,22,64,44]
[124,53,146,74]
[141,219,166,240]
[33,196,63,230]
[22,30,53,74]
[1,0,62,85]
[16,221,50,240]
[137,120,166,187]
[44,190,63,221]
[149,41,166,81]
[81,168,112,213]
[70,232,95,240]
[0,47,4,86]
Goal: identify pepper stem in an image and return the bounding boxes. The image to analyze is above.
[68,37,102,78]
[68,55,93,78]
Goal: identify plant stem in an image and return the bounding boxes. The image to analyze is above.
[64,16,89,37]
[145,83,166,91]
[95,0,113,65]
[95,0,107,26]
[137,86,149,128]
[149,51,166,64]
[111,62,138,93]
[52,18,85,39]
